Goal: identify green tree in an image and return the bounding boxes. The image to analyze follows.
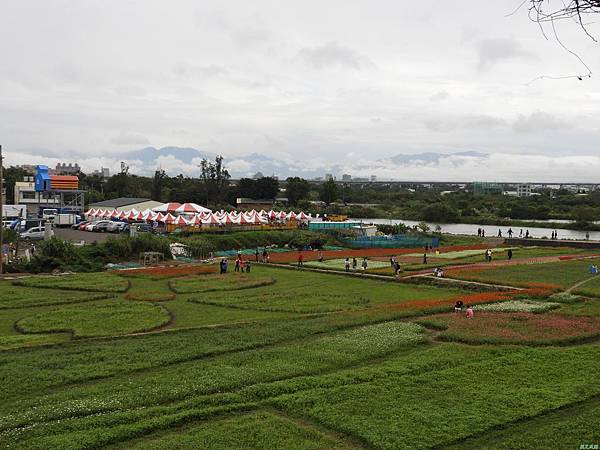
[319,179,338,205]
[285,177,311,206]
[151,169,168,201]
[199,155,230,205]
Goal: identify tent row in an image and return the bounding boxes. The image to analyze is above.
[84,207,312,226]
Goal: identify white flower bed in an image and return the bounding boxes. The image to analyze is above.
[474,300,560,313]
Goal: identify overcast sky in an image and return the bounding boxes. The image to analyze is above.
[1,0,600,181]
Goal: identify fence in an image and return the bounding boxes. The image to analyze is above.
[341,234,440,249]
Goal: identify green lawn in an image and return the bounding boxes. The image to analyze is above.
[447,257,600,289]
[0,255,599,449]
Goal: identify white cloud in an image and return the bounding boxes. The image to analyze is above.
[297,41,374,70]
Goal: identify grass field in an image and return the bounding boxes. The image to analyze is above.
[445,257,600,289]
[1,248,600,449]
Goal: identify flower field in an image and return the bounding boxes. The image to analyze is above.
[1,248,600,449]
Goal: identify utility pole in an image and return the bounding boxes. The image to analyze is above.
[0,144,4,274]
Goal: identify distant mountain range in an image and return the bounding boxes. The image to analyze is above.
[121,146,489,179]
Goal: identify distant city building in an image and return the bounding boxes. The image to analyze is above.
[15,164,38,174]
[342,174,352,181]
[92,167,110,178]
[516,183,532,197]
[353,177,369,182]
[325,173,335,181]
[473,181,504,195]
[55,163,81,175]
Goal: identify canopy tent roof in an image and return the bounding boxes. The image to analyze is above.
[152,202,181,213]
[174,203,212,214]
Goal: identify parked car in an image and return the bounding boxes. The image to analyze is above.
[84,222,98,231]
[91,220,112,232]
[19,227,46,240]
[73,220,89,230]
[130,222,152,233]
[80,221,94,231]
[107,221,129,233]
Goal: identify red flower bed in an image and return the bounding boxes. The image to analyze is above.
[115,265,218,279]
[375,291,513,313]
[268,244,491,263]
[423,312,600,344]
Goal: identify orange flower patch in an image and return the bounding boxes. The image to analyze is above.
[375,291,513,313]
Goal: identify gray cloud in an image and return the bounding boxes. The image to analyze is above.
[297,41,374,70]
[425,114,506,132]
[429,90,450,102]
[512,111,569,133]
[476,38,537,70]
[111,133,150,146]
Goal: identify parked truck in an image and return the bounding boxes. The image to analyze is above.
[52,213,80,227]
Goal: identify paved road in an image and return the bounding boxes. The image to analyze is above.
[54,228,113,243]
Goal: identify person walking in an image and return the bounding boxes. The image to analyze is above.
[481,229,485,237]
[220,258,226,274]
[586,232,590,241]
[245,260,251,273]
[345,258,350,272]
[519,229,523,238]
[423,253,428,264]
[498,229,502,237]
[362,257,368,271]
[262,248,268,263]
[234,257,240,272]
[255,248,259,262]
[507,249,513,260]
[477,228,481,237]
[352,257,358,270]
[297,251,304,268]
[508,228,513,238]
[525,230,530,239]
[317,250,324,263]
[394,261,401,276]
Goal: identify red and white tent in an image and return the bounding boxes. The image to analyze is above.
[152,202,181,213]
[110,210,120,219]
[174,203,212,214]
[152,212,164,222]
[163,213,176,224]
[202,214,220,225]
[297,211,310,220]
[174,215,189,226]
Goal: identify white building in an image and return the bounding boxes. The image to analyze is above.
[516,184,532,197]
[14,178,61,216]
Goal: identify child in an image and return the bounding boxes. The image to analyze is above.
[465,305,474,318]
[454,300,464,313]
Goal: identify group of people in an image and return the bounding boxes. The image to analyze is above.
[454,300,474,318]
[433,267,444,277]
[220,253,252,274]
[254,248,270,263]
[344,257,359,272]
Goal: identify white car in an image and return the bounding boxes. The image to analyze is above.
[20,227,47,240]
[84,222,98,231]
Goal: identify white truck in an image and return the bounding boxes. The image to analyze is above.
[53,213,79,227]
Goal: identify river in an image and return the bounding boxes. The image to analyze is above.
[354,218,600,241]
